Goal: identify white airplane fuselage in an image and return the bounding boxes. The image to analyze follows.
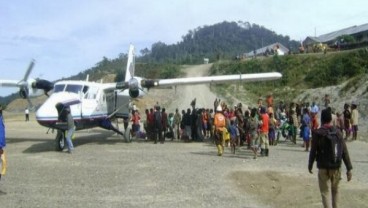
[36,80,131,131]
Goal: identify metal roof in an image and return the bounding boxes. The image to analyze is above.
[245,43,289,57]
[306,23,368,43]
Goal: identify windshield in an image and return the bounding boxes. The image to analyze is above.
[54,84,65,93]
[65,84,83,94]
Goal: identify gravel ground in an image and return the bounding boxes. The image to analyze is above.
[1,65,367,208]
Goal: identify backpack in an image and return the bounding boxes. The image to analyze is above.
[318,127,343,169]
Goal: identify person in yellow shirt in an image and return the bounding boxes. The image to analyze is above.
[214,105,226,156]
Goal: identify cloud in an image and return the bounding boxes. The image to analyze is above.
[1,0,368,97]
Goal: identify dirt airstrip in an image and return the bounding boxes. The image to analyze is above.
[1,64,368,208]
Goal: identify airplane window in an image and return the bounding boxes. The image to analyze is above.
[54,84,65,92]
[84,86,99,99]
[82,86,89,94]
[65,84,83,93]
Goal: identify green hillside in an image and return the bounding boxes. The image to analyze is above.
[140,21,299,64]
[209,49,368,103]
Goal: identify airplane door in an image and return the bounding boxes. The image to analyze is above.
[106,90,115,115]
[114,90,131,119]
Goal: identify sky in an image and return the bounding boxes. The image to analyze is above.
[1,0,368,96]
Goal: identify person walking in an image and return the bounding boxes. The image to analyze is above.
[65,107,75,153]
[301,108,311,151]
[147,108,154,141]
[229,119,240,154]
[173,109,182,140]
[248,108,259,159]
[153,106,163,144]
[131,110,141,138]
[259,106,270,156]
[308,108,353,208]
[342,103,351,140]
[161,108,168,140]
[0,107,7,180]
[214,105,226,156]
[25,107,29,121]
[167,112,174,140]
[350,102,359,140]
[182,108,192,141]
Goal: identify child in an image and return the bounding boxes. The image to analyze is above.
[268,113,276,145]
[302,108,311,151]
[229,120,240,154]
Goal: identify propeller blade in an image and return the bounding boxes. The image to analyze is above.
[124,45,135,82]
[23,59,35,82]
[129,54,135,78]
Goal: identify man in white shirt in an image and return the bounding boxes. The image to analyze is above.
[25,108,29,122]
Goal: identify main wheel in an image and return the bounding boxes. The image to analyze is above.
[55,130,66,151]
[124,127,132,143]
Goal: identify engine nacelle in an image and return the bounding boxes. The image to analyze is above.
[116,77,146,98]
[19,88,28,99]
[129,89,139,98]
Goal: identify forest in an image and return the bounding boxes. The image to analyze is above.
[58,21,368,101]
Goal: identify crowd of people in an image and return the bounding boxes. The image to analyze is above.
[125,94,360,160]
[125,95,357,207]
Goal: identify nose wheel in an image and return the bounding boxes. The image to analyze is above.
[55,130,66,151]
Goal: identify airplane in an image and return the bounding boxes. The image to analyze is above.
[0,60,54,107]
[32,44,282,151]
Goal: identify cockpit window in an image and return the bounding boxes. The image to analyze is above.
[54,84,65,93]
[65,84,83,93]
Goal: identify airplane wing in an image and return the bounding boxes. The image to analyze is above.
[115,45,282,98]
[140,72,282,88]
[154,72,281,87]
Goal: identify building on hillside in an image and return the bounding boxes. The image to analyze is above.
[244,42,289,58]
[303,23,368,51]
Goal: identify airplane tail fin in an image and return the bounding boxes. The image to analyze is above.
[125,44,135,82]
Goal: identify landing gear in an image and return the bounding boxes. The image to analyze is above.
[55,130,66,151]
[124,127,132,143]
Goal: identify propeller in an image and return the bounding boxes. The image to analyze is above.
[17,59,35,89]
[16,60,54,108]
[115,77,142,98]
[115,44,147,98]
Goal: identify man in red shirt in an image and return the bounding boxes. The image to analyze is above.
[259,106,270,156]
[131,110,141,138]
